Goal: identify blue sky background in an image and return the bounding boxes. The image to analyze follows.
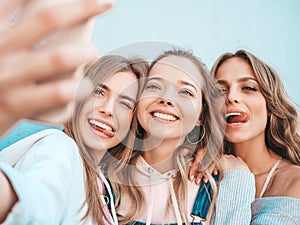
[1,0,299,149]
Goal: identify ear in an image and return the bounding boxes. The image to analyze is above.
[196,120,201,126]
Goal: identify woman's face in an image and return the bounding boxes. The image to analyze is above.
[79,71,139,156]
[215,57,268,144]
[137,55,203,142]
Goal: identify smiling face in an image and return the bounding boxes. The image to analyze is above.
[215,57,268,145]
[79,71,138,159]
[137,55,203,143]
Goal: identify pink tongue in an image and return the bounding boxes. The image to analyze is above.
[93,125,115,137]
[227,114,248,123]
[102,129,115,138]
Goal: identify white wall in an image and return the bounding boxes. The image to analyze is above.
[93,0,300,106]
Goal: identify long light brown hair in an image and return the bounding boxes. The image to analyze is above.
[108,49,225,224]
[211,49,300,165]
[64,55,148,224]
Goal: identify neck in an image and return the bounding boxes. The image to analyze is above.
[91,148,107,165]
[232,137,281,174]
[142,136,183,173]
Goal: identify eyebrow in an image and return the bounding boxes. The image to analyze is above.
[179,80,197,92]
[98,83,136,104]
[147,77,198,92]
[217,77,258,84]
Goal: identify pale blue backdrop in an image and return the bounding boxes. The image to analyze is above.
[1,0,299,149]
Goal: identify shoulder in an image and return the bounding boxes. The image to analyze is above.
[272,162,300,198]
[283,164,300,198]
[35,129,80,161]
[19,129,80,164]
[38,129,77,148]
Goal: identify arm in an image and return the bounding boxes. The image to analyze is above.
[0,172,18,223]
[0,132,81,224]
[210,155,255,225]
[0,0,113,137]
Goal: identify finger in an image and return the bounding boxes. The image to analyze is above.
[213,168,219,176]
[202,176,208,184]
[195,173,204,185]
[189,160,199,181]
[1,78,80,120]
[0,0,114,51]
[0,0,26,24]
[0,42,98,89]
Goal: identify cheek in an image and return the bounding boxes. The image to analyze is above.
[181,98,201,118]
[180,99,202,131]
[136,98,152,129]
[252,96,268,117]
[115,108,133,136]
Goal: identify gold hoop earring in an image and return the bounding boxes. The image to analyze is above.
[187,124,205,145]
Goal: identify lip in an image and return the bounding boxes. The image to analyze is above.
[225,109,250,129]
[150,109,179,122]
[88,118,115,138]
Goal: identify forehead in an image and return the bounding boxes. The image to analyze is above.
[103,71,138,97]
[150,55,203,87]
[216,57,256,80]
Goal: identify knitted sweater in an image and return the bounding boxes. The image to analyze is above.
[251,197,300,224]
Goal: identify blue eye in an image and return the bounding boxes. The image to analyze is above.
[180,89,193,96]
[95,88,104,96]
[146,83,161,90]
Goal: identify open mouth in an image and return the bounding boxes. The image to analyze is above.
[88,119,115,137]
[225,112,249,124]
[151,112,178,121]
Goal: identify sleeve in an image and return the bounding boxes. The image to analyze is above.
[211,169,255,225]
[0,132,81,225]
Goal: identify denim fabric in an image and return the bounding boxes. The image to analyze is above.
[191,174,220,219]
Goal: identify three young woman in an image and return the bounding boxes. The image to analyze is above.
[1,48,298,225]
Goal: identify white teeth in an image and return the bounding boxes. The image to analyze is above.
[89,119,113,131]
[226,112,241,118]
[153,112,177,121]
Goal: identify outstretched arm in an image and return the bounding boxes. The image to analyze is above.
[0,0,114,137]
[0,172,18,223]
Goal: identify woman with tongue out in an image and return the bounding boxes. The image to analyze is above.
[210,49,300,224]
[105,49,256,225]
[0,55,148,225]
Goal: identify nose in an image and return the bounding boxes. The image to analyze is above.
[96,98,114,117]
[157,89,175,106]
[226,89,240,104]
[158,98,173,106]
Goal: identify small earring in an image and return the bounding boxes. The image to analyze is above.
[187,124,205,145]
